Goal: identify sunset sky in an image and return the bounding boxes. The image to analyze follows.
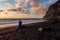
[0,0,58,18]
[0,0,57,10]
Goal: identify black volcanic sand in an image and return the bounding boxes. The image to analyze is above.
[0,21,60,40]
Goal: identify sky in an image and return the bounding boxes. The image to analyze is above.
[0,0,57,10]
[0,0,57,15]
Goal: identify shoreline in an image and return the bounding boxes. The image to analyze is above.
[0,20,48,34]
[0,20,59,40]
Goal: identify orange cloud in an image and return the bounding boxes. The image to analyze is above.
[24,0,28,3]
[31,7,41,14]
[24,0,40,7]
[15,0,22,3]
[30,0,56,14]
[16,4,22,9]
[5,3,13,9]
[30,1,35,7]
[31,4,47,14]
[30,0,40,7]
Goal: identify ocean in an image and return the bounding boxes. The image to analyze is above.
[0,20,46,25]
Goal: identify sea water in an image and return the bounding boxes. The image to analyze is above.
[0,19,46,25]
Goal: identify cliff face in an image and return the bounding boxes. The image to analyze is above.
[44,0,60,20]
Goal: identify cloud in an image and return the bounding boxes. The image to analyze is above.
[48,0,57,4]
[48,0,53,3]
[40,0,57,14]
[5,3,14,9]
[15,0,22,3]
[16,3,22,10]
[31,0,57,14]
[31,5,47,14]
[24,0,28,3]
[0,5,6,10]
[43,0,58,10]
[0,0,8,2]
[30,0,40,7]
[0,0,57,15]
[14,0,57,14]
[30,0,47,14]
[24,0,29,7]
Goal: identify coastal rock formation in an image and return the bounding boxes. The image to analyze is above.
[44,0,60,20]
[43,0,60,40]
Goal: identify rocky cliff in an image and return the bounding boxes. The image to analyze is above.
[44,0,60,20]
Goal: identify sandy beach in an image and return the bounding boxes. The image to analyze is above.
[0,20,59,40]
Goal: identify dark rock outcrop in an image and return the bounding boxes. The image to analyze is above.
[44,0,60,20]
[43,1,60,40]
